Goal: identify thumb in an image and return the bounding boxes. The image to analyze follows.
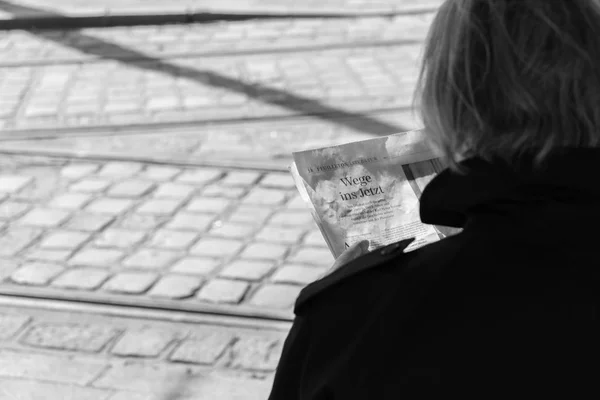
[358,240,370,254]
[327,240,371,276]
[340,240,370,263]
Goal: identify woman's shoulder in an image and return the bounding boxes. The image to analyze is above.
[293,233,469,317]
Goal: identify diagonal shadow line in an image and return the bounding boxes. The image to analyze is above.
[0,1,407,135]
[0,0,52,15]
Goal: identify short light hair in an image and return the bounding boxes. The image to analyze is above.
[413,0,600,173]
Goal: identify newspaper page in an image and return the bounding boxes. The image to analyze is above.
[291,130,449,258]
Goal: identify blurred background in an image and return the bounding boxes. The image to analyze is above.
[0,1,442,398]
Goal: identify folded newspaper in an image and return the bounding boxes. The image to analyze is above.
[291,130,458,258]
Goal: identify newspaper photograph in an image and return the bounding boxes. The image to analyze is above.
[291,130,454,258]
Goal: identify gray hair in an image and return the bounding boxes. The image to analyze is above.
[413,0,600,173]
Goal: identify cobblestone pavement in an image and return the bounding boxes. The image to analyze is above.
[0,14,432,133]
[0,0,442,20]
[0,301,290,399]
[0,46,422,132]
[0,15,432,64]
[0,155,336,319]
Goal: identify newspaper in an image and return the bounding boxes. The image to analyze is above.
[290,130,451,258]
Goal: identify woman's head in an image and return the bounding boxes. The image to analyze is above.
[414,0,600,172]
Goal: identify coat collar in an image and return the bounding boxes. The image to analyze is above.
[419,147,600,245]
[294,238,416,315]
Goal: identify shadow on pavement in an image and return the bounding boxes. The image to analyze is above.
[0,0,409,136]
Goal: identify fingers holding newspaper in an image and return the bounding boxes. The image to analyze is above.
[322,240,370,278]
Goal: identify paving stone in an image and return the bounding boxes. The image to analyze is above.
[108,179,155,198]
[0,227,42,256]
[0,259,18,282]
[196,279,249,304]
[239,243,289,260]
[259,173,296,189]
[169,332,236,365]
[147,96,179,110]
[105,101,140,113]
[51,267,110,290]
[166,212,215,231]
[123,249,179,270]
[271,265,326,285]
[65,103,100,115]
[18,207,71,227]
[148,229,199,250]
[0,175,33,193]
[116,214,165,230]
[170,257,220,275]
[0,201,31,220]
[147,274,204,299]
[219,95,248,106]
[25,104,58,117]
[285,195,307,210]
[190,238,244,258]
[209,221,257,239]
[108,392,152,400]
[95,228,147,248]
[70,178,112,193]
[227,205,273,225]
[219,260,274,281]
[85,198,134,215]
[183,95,212,107]
[242,188,287,206]
[98,162,143,178]
[136,198,182,215]
[60,163,99,180]
[91,362,196,392]
[303,230,328,247]
[0,379,111,400]
[176,168,223,185]
[12,170,59,202]
[39,230,91,249]
[153,182,195,198]
[287,247,334,266]
[248,284,302,309]
[102,271,159,294]
[256,226,305,244]
[10,262,64,286]
[111,327,178,358]
[64,213,114,232]
[269,210,314,226]
[0,350,108,385]
[69,248,125,266]
[23,248,73,263]
[21,323,121,353]
[0,314,31,340]
[202,184,247,198]
[229,336,282,371]
[139,166,181,183]
[221,171,262,186]
[186,197,232,214]
[48,192,92,210]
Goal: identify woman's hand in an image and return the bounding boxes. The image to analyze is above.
[322,240,370,278]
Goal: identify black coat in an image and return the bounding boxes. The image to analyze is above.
[268,148,600,394]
